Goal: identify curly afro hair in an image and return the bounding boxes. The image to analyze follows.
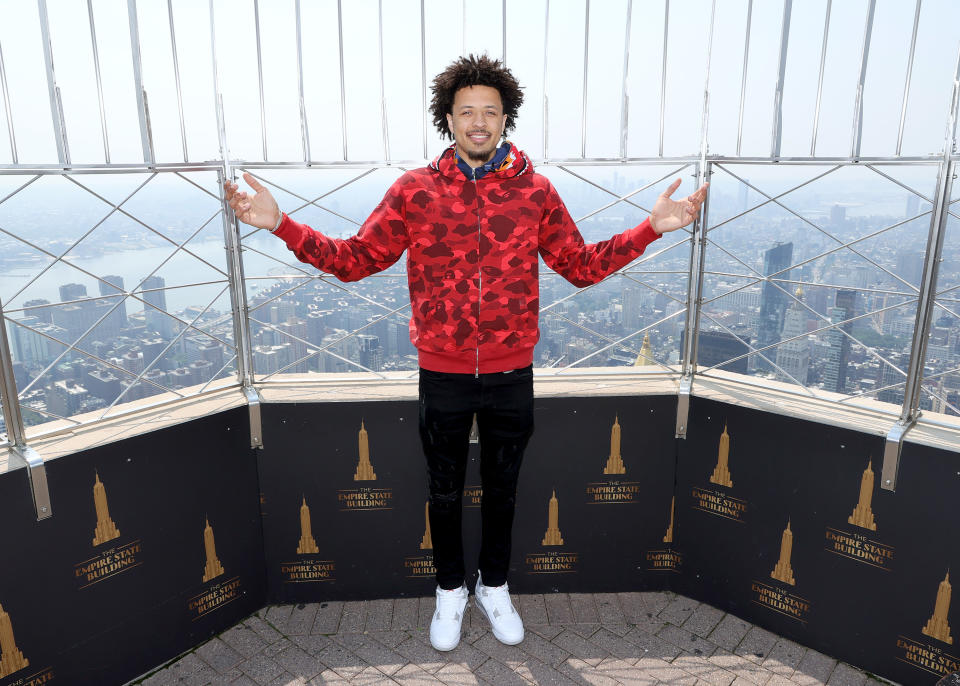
[430,54,524,140]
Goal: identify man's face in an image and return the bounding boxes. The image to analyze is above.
[446,85,508,165]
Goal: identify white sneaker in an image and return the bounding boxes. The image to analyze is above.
[430,584,468,651]
[474,573,524,645]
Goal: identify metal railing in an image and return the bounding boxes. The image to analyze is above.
[0,0,958,510]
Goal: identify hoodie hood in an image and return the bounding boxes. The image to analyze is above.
[430,141,533,180]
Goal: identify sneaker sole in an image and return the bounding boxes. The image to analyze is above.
[473,597,524,645]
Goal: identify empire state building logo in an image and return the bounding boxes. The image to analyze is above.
[297,498,319,555]
[848,460,877,531]
[0,603,28,678]
[922,571,954,645]
[354,420,377,481]
[92,470,121,546]
[710,424,733,487]
[771,520,797,586]
[201,517,225,583]
[603,416,626,475]
[542,490,564,546]
[420,502,432,550]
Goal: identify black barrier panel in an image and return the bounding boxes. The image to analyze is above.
[872,440,960,685]
[258,400,443,602]
[674,396,960,686]
[258,394,678,604]
[511,395,679,594]
[0,408,265,686]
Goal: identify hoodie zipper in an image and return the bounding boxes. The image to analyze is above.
[473,167,481,378]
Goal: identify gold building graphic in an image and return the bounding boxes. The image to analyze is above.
[603,416,626,475]
[663,496,675,544]
[847,460,878,531]
[922,571,954,645]
[92,470,121,546]
[354,420,377,481]
[634,332,654,366]
[770,519,796,586]
[0,603,28,679]
[709,424,733,487]
[297,497,320,555]
[202,517,225,583]
[542,490,564,546]
[420,502,432,550]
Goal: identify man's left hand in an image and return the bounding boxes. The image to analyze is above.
[650,179,709,234]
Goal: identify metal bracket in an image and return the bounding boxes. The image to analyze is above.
[244,386,263,449]
[675,376,693,439]
[10,445,52,521]
[880,417,915,492]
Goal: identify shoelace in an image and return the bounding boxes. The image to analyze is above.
[436,589,464,619]
[482,583,515,617]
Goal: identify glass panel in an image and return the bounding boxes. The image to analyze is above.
[536,165,690,370]
[699,163,936,411]
[920,186,960,419]
[0,172,235,432]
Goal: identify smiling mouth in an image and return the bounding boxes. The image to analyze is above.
[468,132,490,143]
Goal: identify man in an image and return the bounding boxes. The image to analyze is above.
[225,54,707,652]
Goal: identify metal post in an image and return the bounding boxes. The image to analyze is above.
[210,0,261,448]
[127,0,155,165]
[659,0,669,157]
[377,0,390,161]
[770,0,792,159]
[336,0,348,161]
[736,0,752,157]
[676,0,715,438]
[217,169,261,448]
[881,45,960,490]
[811,0,832,156]
[619,0,632,159]
[580,0,590,158]
[542,0,550,159]
[295,0,311,163]
[38,0,69,166]
[850,0,876,159]
[253,0,267,161]
[420,0,428,159]
[896,0,922,156]
[0,297,52,520]
[88,0,111,164]
[0,36,16,164]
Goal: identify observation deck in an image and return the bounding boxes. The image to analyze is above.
[0,1,959,684]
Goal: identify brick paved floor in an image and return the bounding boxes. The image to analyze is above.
[132,593,894,686]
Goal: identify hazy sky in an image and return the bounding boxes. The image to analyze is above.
[0,0,958,166]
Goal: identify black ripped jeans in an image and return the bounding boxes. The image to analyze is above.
[418,365,534,590]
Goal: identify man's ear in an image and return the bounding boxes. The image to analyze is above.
[446,113,454,138]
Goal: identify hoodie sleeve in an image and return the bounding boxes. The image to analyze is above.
[537,179,661,287]
[272,178,410,283]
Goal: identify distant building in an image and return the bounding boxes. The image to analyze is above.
[775,288,810,385]
[141,275,174,338]
[681,329,750,375]
[823,290,856,394]
[756,242,793,373]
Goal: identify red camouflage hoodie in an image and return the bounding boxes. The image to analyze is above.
[272,142,661,375]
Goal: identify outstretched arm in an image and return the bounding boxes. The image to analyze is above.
[225,173,410,283]
[539,178,709,287]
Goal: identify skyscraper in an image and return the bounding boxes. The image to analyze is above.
[99,275,128,330]
[822,289,856,394]
[775,288,810,385]
[756,243,794,373]
[141,276,173,338]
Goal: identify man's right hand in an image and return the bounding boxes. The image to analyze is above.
[224,172,282,231]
